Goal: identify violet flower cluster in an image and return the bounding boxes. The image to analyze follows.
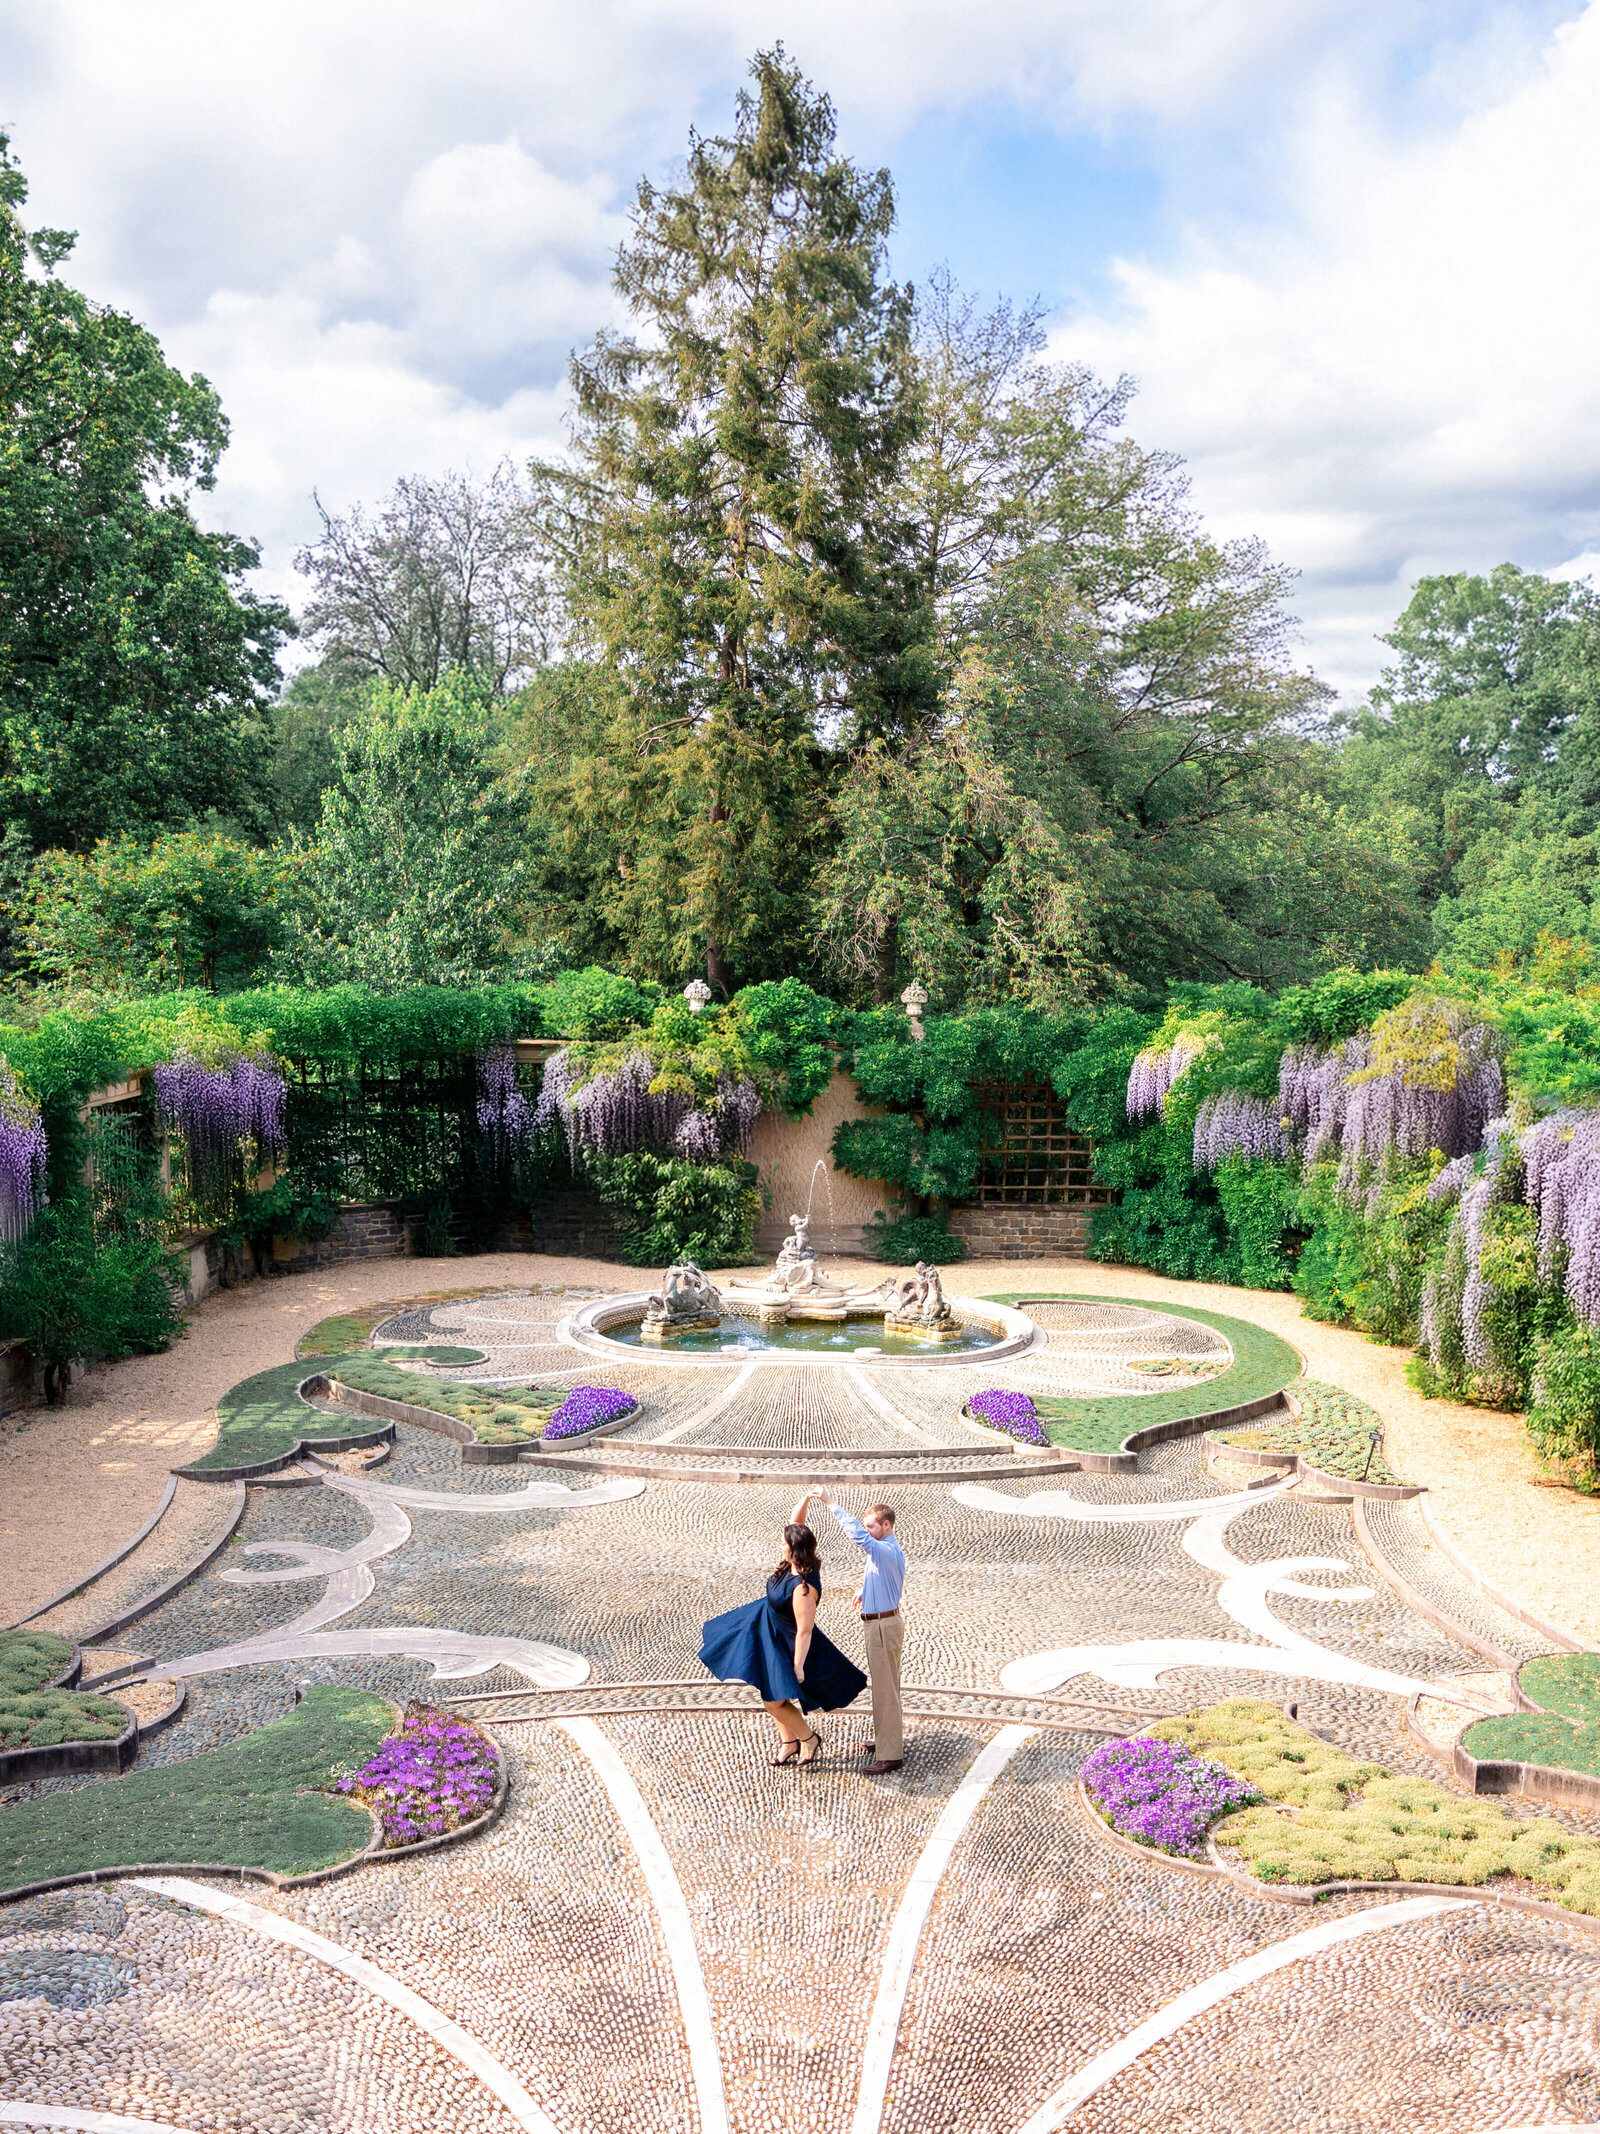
[153,1052,286,1182]
[969,1388,1049,1445]
[0,1057,47,1244]
[533,1048,761,1165]
[1277,1022,1503,1201]
[1126,1040,1203,1120]
[335,1702,498,1849]
[476,1044,534,1156]
[1191,1091,1289,1170]
[1522,1108,1600,1326]
[1081,1734,1260,1857]
[543,1385,637,1440]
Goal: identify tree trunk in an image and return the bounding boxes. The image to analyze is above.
[706,937,731,995]
[872,912,900,1005]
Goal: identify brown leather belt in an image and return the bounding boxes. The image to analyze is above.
[861,1608,899,1622]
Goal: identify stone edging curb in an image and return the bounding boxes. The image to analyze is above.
[1451,1731,1600,1814]
[1035,1391,1293,1476]
[0,1707,138,1784]
[959,1404,1082,1459]
[1350,1495,1521,1672]
[1200,1430,1421,1502]
[1417,1492,1589,1655]
[7,1478,179,1630]
[1076,1774,1600,1936]
[0,1724,509,1907]
[321,1378,641,1466]
[76,1482,248,1647]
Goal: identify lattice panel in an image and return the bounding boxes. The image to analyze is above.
[972,1077,1110,1204]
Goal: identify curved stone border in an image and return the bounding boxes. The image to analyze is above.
[960,1403,1081,1459]
[75,1482,247,1646]
[562,1292,1043,1370]
[540,1447,1083,1484]
[1417,1491,1589,1655]
[0,1732,509,1908]
[1075,1775,1600,1935]
[182,1378,394,1483]
[1200,1429,1422,1502]
[320,1377,640,1466]
[1451,1732,1600,1814]
[1052,1390,1292,1475]
[0,1706,137,1784]
[1351,1495,1521,1671]
[7,1479,178,1631]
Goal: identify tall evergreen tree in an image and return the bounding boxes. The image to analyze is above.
[530,50,932,993]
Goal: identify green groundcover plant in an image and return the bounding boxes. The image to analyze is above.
[0,1632,129,1751]
[1153,1699,1600,1913]
[1461,1653,1600,1781]
[179,1345,486,1474]
[0,1687,394,1892]
[1218,1380,1401,1484]
[329,1355,562,1445]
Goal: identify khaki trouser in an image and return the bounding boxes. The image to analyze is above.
[863,1610,904,1763]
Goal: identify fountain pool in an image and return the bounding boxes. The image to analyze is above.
[599,1312,1006,1358]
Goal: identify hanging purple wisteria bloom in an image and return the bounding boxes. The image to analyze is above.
[153,1052,285,1184]
[1191,1091,1290,1170]
[0,1057,47,1244]
[1521,1107,1600,1326]
[534,1048,759,1165]
[714,1077,763,1153]
[674,1110,722,1161]
[1278,1043,1357,1171]
[1126,1039,1203,1121]
[476,1044,534,1158]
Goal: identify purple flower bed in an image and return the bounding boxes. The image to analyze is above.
[969,1388,1049,1446]
[1081,1734,1260,1857]
[542,1385,637,1440]
[335,1703,499,1849]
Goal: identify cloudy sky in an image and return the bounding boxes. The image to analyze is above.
[5,0,1598,697]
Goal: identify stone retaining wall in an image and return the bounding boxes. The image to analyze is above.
[527,1189,621,1258]
[949,1203,1096,1259]
[270,1202,408,1273]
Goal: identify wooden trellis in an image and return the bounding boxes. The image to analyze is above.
[972,1078,1110,1205]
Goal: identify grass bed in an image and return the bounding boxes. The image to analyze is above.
[1462,1653,1600,1780]
[0,1632,74,1697]
[328,1357,561,1445]
[1150,1698,1600,1913]
[181,1348,485,1474]
[0,1686,394,1892]
[0,1633,127,1752]
[1218,1379,1402,1484]
[981,1294,1301,1455]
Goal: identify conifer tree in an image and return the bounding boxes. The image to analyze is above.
[531,50,932,992]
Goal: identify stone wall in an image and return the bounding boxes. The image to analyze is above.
[949,1202,1095,1260]
[268,1202,409,1277]
[526,1189,622,1259]
[745,1071,894,1256]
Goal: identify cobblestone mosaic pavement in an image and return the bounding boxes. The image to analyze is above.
[5,1286,1600,2133]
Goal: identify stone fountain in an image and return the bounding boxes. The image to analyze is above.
[880,1260,962,1343]
[720,1213,931,1329]
[639,1261,724,1342]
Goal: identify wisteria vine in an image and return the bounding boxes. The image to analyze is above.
[0,1056,47,1244]
[476,1044,534,1157]
[153,1052,286,1186]
[533,1048,762,1165]
[1191,1091,1289,1170]
[1126,1039,1205,1120]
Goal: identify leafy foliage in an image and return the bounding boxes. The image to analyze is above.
[587,1151,760,1267]
[862,1210,965,1264]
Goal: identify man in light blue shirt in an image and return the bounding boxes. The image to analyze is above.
[792,1486,905,1772]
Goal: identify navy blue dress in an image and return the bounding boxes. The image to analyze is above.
[699,1570,868,1714]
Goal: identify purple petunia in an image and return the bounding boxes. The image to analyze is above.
[1081,1734,1260,1857]
[969,1388,1049,1446]
[335,1702,499,1849]
[542,1385,636,1440]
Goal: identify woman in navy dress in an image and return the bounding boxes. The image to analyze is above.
[699,1521,867,1766]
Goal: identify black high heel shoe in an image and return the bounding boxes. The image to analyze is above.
[797,1727,822,1768]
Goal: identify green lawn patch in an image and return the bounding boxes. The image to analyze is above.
[1461,1653,1600,1780]
[295,1286,506,1358]
[328,1356,560,1446]
[1151,1698,1600,1914]
[981,1294,1301,1455]
[0,1632,74,1696]
[179,1347,484,1476]
[1218,1379,1402,1484]
[0,1686,393,1894]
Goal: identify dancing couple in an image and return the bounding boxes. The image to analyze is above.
[697,1486,906,1773]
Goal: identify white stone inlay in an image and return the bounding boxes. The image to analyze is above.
[130,1878,566,2134]
[842,1365,939,1446]
[1011,1895,1475,2131]
[851,1724,1039,2134]
[0,2109,197,2132]
[953,1478,1291,1525]
[556,1718,729,2134]
[648,1361,757,1443]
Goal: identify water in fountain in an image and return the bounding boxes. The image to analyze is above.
[803,1157,838,1257]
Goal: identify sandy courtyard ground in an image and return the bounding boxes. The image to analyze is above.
[2,1249,1595,1642]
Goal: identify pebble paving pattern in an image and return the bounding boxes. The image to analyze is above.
[4,1284,1599,2132]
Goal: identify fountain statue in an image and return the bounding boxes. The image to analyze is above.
[640,1260,724,1342]
[720,1210,892,1324]
[881,1261,962,1343]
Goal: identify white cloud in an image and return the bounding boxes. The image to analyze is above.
[1058,5,1600,693]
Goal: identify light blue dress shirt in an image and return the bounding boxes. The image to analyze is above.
[830,1505,906,1614]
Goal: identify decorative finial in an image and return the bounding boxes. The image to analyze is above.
[683,978,713,1015]
[900,981,928,1042]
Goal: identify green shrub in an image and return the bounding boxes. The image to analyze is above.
[1527,1324,1600,1481]
[862,1211,966,1264]
[587,1151,759,1267]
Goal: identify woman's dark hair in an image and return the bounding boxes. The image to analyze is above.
[773,1522,820,1582]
